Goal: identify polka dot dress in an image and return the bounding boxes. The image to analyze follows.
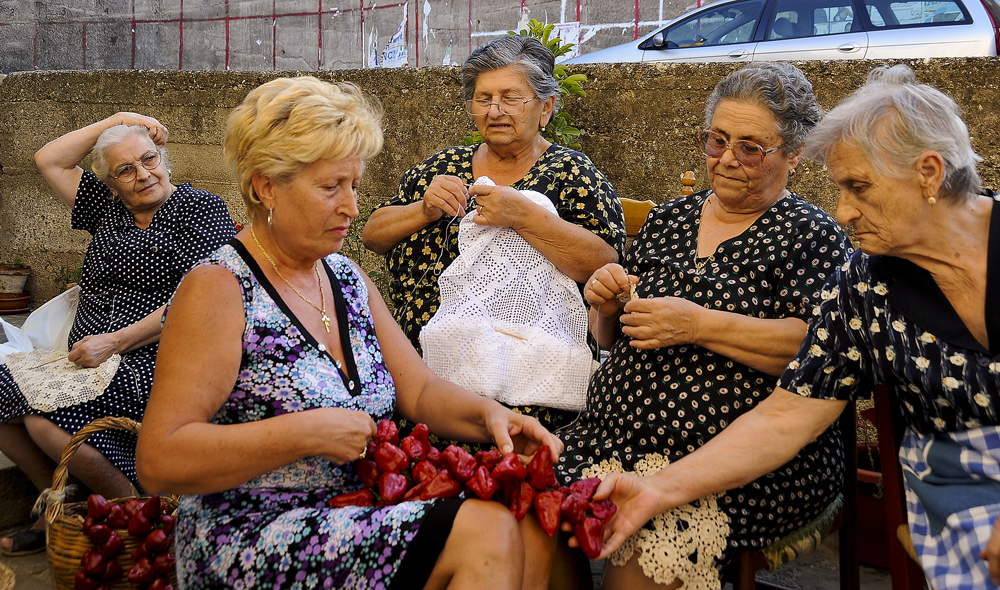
[557,190,852,563]
[0,171,235,484]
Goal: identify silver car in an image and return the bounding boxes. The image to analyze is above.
[567,0,1000,63]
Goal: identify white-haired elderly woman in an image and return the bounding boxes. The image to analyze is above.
[582,64,1000,590]
[136,76,565,590]
[0,113,235,556]
[558,62,852,589]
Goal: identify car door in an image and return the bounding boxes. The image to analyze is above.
[639,0,766,63]
[753,0,870,61]
[860,0,994,58]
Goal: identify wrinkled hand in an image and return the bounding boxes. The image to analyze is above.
[313,408,377,465]
[981,514,1000,584]
[585,264,638,319]
[421,174,469,221]
[485,407,563,460]
[620,296,703,349]
[563,472,664,559]
[470,185,531,229]
[114,112,169,147]
[68,333,121,368]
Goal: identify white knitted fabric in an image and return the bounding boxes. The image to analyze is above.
[6,349,120,412]
[420,178,595,411]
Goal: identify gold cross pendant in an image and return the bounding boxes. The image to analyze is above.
[321,312,331,333]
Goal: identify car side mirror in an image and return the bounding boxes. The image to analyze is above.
[651,32,665,48]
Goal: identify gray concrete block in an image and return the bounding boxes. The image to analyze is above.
[0,0,35,25]
[36,23,84,70]
[85,22,133,69]
[134,0,182,21]
[183,0,226,20]
[0,24,33,74]
[134,23,180,70]
[275,15,319,70]
[228,16,274,71]
[323,10,365,70]
[231,0,273,19]
[83,0,131,20]
[180,20,226,70]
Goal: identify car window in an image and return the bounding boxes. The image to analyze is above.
[861,0,970,28]
[769,0,859,38]
[659,0,765,47]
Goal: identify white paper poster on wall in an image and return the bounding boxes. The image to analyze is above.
[381,6,408,67]
[553,21,581,61]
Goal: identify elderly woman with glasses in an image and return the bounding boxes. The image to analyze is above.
[0,113,234,556]
[554,62,852,589]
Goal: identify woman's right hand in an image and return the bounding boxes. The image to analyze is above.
[312,408,378,465]
[585,263,638,319]
[420,175,469,222]
[563,472,666,559]
[112,112,169,147]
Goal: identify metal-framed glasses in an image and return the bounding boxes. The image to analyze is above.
[465,96,538,116]
[697,129,784,169]
[111,151,161,182]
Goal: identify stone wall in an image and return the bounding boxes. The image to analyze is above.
[2,58,999,305]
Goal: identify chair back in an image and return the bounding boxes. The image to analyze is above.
[620,171,697,239]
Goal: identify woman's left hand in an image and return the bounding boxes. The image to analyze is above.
[562,472,665,559]
[981,514,1000,584]
[470,185,531,229]
[485,407,564,459]
[68,333,121,368]
[620,296,704,349]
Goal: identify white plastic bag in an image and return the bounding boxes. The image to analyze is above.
[419,184,596,411]
[0,285,79,363]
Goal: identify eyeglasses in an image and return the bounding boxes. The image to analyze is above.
[110,151,161,182]
[697,130,784,169]
[465,96,538,116]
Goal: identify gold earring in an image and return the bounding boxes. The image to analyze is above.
[268,207,274,229]
[927,196,937,205]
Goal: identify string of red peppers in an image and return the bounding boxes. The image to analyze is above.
[328,420,615,558]
[76,494,177,590]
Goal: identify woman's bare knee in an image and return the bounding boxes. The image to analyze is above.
[423,500,522,590]
[602,553,681,590]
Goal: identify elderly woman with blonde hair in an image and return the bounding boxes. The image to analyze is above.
[136,76,564,590]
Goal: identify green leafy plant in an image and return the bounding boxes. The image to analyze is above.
[463,19,587,150]
[0,258,28,269]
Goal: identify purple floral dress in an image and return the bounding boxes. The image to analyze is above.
[172,241,439,590]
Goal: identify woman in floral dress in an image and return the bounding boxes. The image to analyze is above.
[136,76,563,590]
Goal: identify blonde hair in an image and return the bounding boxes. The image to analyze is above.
[92,124,171,184]
[223,76,384,218]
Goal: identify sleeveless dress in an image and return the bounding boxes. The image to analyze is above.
[173,241,446,590]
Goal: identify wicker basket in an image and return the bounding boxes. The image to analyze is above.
[43,417,178,590]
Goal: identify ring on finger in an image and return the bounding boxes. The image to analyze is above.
[359,446,367,460]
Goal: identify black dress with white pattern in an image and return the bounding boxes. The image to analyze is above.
[0,171,235,484]
[557,190,852,562]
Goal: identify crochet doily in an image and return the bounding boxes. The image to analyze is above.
[6,349,121,412]
[583,454,731,590]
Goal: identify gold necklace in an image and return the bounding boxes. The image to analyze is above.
[250,225,331,333]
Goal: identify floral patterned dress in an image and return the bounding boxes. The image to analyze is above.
[173,241,446,590]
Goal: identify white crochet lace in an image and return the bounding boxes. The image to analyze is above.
[584,454,731,589]
[420,178,595,411]
[6,349,120,412]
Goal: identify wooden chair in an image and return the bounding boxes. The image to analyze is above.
[620,171,697,239]
[725,402,860,590]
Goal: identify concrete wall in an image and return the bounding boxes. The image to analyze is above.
[0,0,703,75]
[2,58,1000,306]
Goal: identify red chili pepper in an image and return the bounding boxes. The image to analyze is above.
[401,481,427,502]
[87,494,112,522]
[87,524,112,546]
[127,512,152,537]
[159,513,177,536]
[148,577,175,590]
[328,488,375,508]
[426,446,446,470]
[491,452,527,482]
[106,505,128,529]
[373,442,409,474]
[378,472,409,506]
[411,460,438,484]
[74,569,99,590]
[569,477,601,500]
[400,436,426,462]
[525,446,557,491]
[152,552,176,575]
[508,480,536,521]
[589,498,617,520]
[354,459,380,489]
[533,490,564,536]
[411,423,432,455]
[99,531,124,558]
[375,419,400,446]
[475,449,503,471]
[442,445,477,483]
[144,529,171,554]
[100,559,123,582]
[574,517,605,559]
[141,495,162,523]
[80,548,107,577]
[131,543,148,562]
[122,499,145,521]
[560,493,589,525]
[420,471,462,500]
[495,479,516,506]
[466,465,499,501]
[127,557,156,586]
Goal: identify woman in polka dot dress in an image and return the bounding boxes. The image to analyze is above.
[0,113,234,556]
[557,63,853,589]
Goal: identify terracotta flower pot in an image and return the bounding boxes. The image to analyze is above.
[0,266,31,294]
[0,291,31,314]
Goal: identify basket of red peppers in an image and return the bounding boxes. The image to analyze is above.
[328,419,615,558]
[41,417,179,590]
